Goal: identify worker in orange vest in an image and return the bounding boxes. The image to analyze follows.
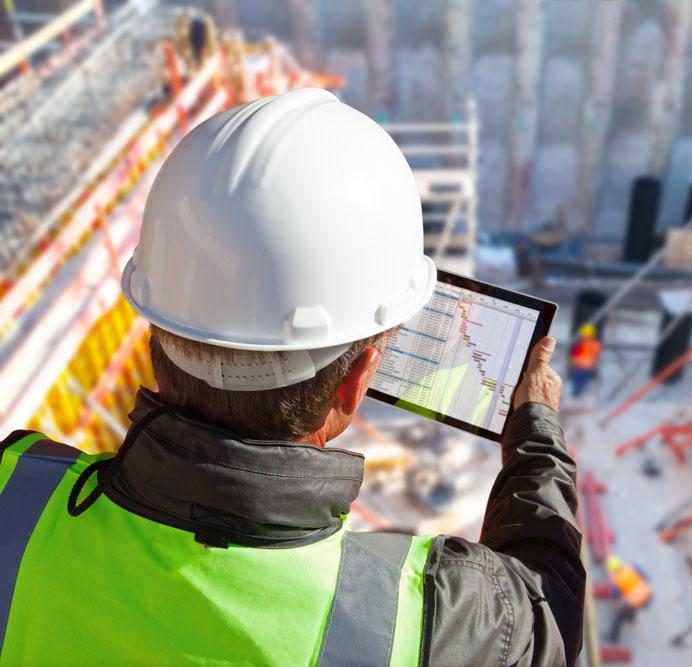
[569,323,602,397]
[606,555,653,643]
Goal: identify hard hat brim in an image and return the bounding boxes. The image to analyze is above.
[121,254,437,352]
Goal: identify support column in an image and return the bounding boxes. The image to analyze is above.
[648,0,692,173]
[366,0,396,119]
[577,0,625,232]
[212,0,239,29]
[290,0,322,71]
[507,0,544,231]
[443,0,472,117]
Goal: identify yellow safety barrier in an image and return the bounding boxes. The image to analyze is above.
[28,297,154,453]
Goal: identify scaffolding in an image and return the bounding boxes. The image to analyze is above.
[382,101,479,276]
[0,2,174,278]
[0,1,344,452]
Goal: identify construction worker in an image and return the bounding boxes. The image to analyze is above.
[605,555,653,644]
[569,322,602,397]
[0,89,585,665]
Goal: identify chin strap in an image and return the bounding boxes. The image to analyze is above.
[67,406,170,517]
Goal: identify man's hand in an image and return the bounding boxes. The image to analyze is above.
[513,336,562,412]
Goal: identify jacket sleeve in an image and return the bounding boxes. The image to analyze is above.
[421,402,585,666]
[478,402,585,664]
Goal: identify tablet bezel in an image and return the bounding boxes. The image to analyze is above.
[366,268,558,442]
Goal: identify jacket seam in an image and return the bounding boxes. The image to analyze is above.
[490,569,514,667]
[482,547,514,667]
[143,429,364,483]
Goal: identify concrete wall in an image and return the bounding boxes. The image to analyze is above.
[182,0,692,240]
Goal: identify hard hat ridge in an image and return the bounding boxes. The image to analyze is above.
[209,88,339,192]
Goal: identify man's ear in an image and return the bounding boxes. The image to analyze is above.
[335,346,382,416]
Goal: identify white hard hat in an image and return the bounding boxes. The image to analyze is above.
[122,87,436,389]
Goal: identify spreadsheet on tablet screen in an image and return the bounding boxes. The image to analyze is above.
[370,283,540,434]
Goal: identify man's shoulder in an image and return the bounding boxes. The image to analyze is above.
[1,431,87,497]
[1,429,81,461]
[1,429,43,451]
[422,535,566,666]
[426,533,538,609]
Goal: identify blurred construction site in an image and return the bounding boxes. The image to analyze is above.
[1,1,691,665]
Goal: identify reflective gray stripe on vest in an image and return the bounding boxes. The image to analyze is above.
[319,531,412,667]
[0,441,77,646]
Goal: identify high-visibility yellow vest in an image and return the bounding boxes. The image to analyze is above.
[0,432,433,666]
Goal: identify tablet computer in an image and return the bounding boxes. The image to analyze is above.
[366,269,557,442]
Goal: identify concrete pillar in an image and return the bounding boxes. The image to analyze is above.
[289,0,322,71]
[211,0,239,28]
[443,0,472,116]
[577,0,625,232]
[507,0,544,230]
[648,0,692,173]
[365,0,396,119]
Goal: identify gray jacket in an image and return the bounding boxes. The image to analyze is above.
[421,402,585,666]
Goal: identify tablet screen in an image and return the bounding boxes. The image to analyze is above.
[369,280,542,436]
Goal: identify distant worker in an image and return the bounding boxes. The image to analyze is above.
[605,555,653,644]
[189,14,208,65]
[1,89,585,665]
[569,322,602,397]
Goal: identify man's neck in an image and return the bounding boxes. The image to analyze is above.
[298,410,347,447]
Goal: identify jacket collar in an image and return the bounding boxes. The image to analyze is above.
[105,388,364,548]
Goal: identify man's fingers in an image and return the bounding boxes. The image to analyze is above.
[528,336,556,369]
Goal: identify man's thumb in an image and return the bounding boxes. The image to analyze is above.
[528,336,555,369]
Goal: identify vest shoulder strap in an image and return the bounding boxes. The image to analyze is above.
[318,531,414,667]
[0,432,80,649]
[1,430,81,493]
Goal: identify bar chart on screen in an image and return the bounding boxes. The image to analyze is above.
[372,283,539,433]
